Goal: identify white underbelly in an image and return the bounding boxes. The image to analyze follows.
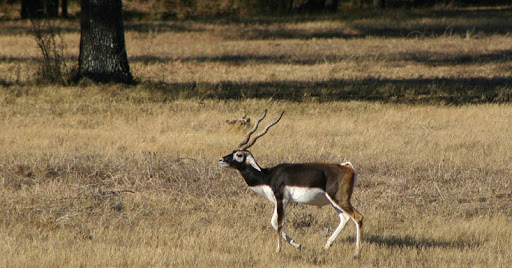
[285,186,330,207]
[249,185,276,204]
[249,185,330,207]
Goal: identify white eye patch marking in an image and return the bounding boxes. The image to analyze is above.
[234,152,245,162]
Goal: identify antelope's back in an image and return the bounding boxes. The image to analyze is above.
[268,163,353,190]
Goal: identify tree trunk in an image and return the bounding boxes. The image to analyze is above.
[77,0,133,84]
[373,0,385,8]
[45,0,59,17]
[61,0,68,18]
[325,0,338,12]
[21,0,45,18]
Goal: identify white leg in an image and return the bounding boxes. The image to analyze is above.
[324,211,350,249]
[270,202,301,251]
[324,193,361,257]
[282,232,302,249]
[270,204,282,253]
[271,205,279,230]
[353,217,361,258]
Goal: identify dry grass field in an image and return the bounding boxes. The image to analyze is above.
[1,7,512,267]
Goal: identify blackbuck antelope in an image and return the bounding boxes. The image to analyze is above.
[219,110,364,257]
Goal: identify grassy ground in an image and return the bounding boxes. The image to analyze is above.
[1,8,512,267]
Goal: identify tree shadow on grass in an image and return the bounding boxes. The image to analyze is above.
[2,8,510,39]
[0,79,13,87]
[146,76,512,104]
[365,234,480,250]
[3,48,512,68]
[126,7,512,40]
[128,49,512,66]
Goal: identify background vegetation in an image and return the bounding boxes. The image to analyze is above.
[1,1,512,267]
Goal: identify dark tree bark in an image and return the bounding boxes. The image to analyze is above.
[373,0,385,8]
[77,0,134,84]
[61,0,68,18]
[325,0,338,12]
[292,0,338,12]
[21,0,45,18]
[46,0,59,17]
[21,0,59,18]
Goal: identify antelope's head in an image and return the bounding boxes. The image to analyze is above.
[219,109,284,171]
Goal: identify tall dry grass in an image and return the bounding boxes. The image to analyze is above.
[1,9,512,267]
[1,88,511,266]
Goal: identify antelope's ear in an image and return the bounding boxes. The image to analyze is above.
[245,153,262,171]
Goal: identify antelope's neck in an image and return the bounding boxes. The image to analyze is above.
[239,165,269,187]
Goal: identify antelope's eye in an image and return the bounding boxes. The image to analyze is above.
[236,153,244,158]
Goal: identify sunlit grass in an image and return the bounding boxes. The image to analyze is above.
[1,9,512,267]
[1,88,511,266]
